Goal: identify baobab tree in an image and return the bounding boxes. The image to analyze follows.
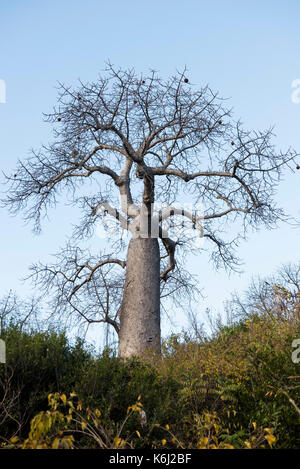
[3,64,298,357]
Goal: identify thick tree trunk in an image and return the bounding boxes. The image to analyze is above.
[118,236,161,358]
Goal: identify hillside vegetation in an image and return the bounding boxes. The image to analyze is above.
[0,284,299,449]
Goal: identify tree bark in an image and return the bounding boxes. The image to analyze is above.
[118,236,161,358]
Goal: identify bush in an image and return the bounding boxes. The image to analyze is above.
[0,327,92,441]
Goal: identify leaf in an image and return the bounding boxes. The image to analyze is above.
[136,430,141,438]
[265,434,276,448]
[92,417,99,428]
[129,403,143,413]
[52,438,60,449]
[162,439,167,446]
[114,437,126,448]
[223,443,235,449]
[264,427,273,434]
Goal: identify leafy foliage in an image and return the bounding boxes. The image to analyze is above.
[0,283,299,449]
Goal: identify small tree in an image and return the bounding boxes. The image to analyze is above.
[227,261,300,325]
[3,64,298,357]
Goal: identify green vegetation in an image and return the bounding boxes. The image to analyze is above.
[0,283,299,449]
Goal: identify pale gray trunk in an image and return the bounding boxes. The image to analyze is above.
[118,236,161,358]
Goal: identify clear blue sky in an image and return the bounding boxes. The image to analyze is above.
[0,0,300,344]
